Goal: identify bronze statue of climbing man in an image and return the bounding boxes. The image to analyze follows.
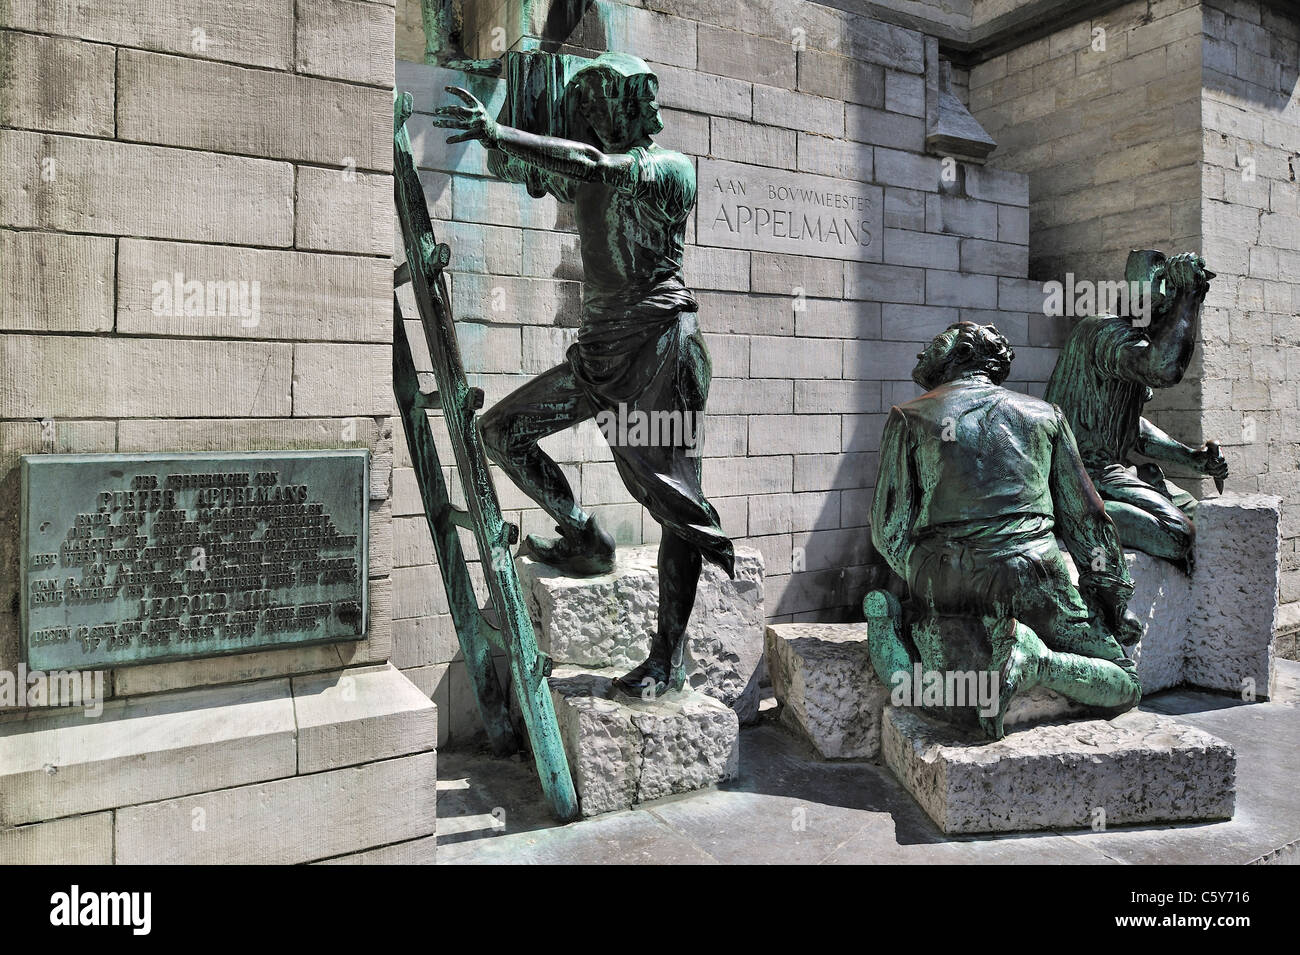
[431,52,734,699]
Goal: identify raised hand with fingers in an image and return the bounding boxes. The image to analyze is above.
[432,86,499,146]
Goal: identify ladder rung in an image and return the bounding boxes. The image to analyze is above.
[394,262,411,287]
[447,507,474,531]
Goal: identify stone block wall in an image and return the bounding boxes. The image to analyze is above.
[0,1,399,706]
[393,0,1035,745]
[1198,0,1300,607]
[967,0,1300,608]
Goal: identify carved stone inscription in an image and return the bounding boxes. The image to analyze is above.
[21,450,369,670]
[695,158,882,263]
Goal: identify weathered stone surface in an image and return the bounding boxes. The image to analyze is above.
[0,31,115,136]
[295,167,394,256]
[1122,549,1191,694]
[291,664,436,774]
[295,0,395,87]
[314,833,437,865]
[0,0,294,69]
[116,50,390,170]
[0,679,297,826]
[882,708,1236,834]
[766,622,889,758]
[768,622,1093,760]
[116,239,390,340]
[1186,495,1281,696]
[0,130,294,244]
[0,811,112,865]
[517,546,765,723]
[545,668,739,817]
[0,231,114,332]
[114,751,436,864]
[1060,495,1282,697]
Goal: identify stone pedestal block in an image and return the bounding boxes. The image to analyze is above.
[1186,495,1280,695]
[882,708,1236,834]
[544,668,739,817]
[1064,493,1282,698]
[517,546,765,723]
[766,623,1081,759]
[766,623,889,759]
[1123,549,1192,693]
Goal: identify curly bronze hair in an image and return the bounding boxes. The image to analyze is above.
[913,321,1015,389]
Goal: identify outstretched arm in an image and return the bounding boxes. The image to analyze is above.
[1113,252,1211,389]
[1135,417,1229,481]
[432,86,636,187]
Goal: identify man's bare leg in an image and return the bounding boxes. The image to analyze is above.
[616,529,700,698]
[481,363,615,575]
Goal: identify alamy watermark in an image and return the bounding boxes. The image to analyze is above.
[1043,274,1155,327]
[151,271,261,327]
[888,665,999,718]
[0,665,104,717]
[595,402,705,457]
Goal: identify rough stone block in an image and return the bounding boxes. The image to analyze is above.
[546,668,739,817]
[765,622,889,758]
[517,545,765,723]
[1186,494,1281,695]
[767,622,1090,761]
[883,708,1236,834]
[1123,549,1192,693]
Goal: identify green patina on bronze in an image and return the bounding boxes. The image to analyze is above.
[1045,251,1227,573]
[865,323,1143,739]
[393,91,578,821]
[432,51,734,700]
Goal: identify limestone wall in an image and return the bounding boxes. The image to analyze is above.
[393,0,1036,744]
[1198,0,1300,607]
[0,2,399,709]
[966,0,1300,609]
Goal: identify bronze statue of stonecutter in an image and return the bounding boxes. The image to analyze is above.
[1045,250,1227,573]
[864,323,1143,739]
[432,52,734,698]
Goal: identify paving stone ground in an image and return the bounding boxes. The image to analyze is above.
[434,661,1300,865]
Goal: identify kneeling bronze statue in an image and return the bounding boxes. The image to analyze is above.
[865,322,1143,739]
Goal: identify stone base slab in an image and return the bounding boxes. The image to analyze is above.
[0,664,437,864]
[544,667,739,818]
[518,545,766,723]
[882,707,1236,834]
[766,623,1084,759]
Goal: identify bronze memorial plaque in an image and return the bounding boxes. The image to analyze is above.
[20,450,369,671]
